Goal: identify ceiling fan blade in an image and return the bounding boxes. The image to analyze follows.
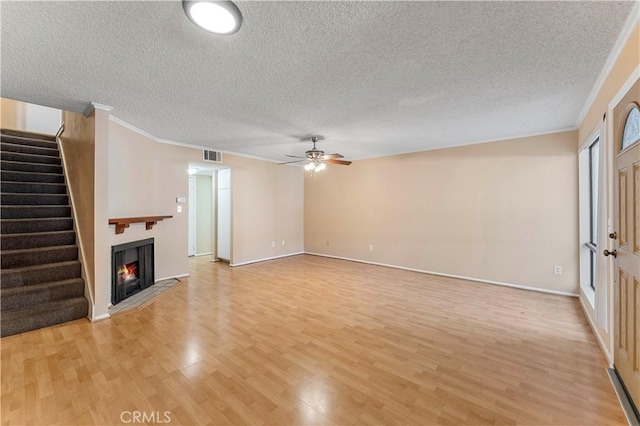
[325,159,352,166]
[322,153,344,159]
[278,159,307,165]
[285,155,307,158]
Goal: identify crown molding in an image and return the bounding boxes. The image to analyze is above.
[108,115,281,164]
[575,1,640,128]
[83,102,113,117]
[109,115,577,165]
[354,126,577,162]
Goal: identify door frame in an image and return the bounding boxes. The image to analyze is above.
[216,168,232,262]
[188,175,197,257]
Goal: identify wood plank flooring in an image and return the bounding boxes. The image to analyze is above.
[1,254,625,425]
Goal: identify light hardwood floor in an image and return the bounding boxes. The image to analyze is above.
[1,255,625,425]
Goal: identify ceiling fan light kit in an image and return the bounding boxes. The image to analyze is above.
[183,0,243,35]
[304,161,326,172]
[279,136,352,172]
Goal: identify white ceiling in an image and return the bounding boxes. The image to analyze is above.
[1,1,635,161]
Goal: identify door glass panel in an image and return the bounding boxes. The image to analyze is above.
[622,106,640,150]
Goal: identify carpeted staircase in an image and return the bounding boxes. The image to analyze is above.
[1,128,88,337]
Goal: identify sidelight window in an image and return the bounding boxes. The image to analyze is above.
[586,138,599,290]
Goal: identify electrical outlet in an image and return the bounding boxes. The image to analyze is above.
[271,241,276,248]
[554,265,562,275]
[177,205,182,213]
[368,244,374,252]
[282,240,286,246]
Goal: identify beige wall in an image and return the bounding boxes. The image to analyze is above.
[1,98,26,129]
[106,120,304,304]
[1,97,61,134]
[229,155,304,264]
[305,131,579,294]
[195,174,213,255]
[59,110,96,310]
[108,122,192,283]
[577,21,640,360]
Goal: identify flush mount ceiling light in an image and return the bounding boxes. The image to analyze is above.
[183,0,243,35]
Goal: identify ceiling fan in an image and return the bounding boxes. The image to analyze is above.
[278,136,352,171]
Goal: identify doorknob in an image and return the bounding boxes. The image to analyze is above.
[609,232,617,239]
[603,249,617,258]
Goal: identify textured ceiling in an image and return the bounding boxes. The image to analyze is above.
[1,1,635,161]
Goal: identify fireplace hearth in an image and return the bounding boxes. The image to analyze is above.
[111,238,154,305]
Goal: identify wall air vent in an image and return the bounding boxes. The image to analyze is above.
[203,150,222,163]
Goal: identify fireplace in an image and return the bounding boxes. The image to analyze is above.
[111,238,154,305]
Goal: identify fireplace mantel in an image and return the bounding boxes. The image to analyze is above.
[108,216,173,234]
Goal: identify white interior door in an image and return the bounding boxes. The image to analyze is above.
[217,169,231,261]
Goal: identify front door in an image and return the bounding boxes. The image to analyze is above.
[612,78,640,410]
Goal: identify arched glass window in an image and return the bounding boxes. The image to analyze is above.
[621,105,640,150]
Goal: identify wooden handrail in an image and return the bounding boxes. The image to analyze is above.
[108,215,173,235]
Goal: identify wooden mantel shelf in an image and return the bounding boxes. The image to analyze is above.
[108,215,173,235]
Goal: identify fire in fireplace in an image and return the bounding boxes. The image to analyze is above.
[112,238,154,305]
[118,261,138,282]
[118,261,139,291]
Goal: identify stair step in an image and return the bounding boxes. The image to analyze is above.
[1,260,82,288]
[0,129,87,338]
[0,297,88,337]
[1,217,73,234]
[0,170,64,184]
[1,142,59,158]
[1,170,65,184]
[1,193,68,205]
[1,181,67,194]
[0,135,58,150]
[1,245,78,269]
[0,129,56,143]
[1,160,62,174]
[1,205,71,219]
[1,278,84,311]
[1,151,61,165]
[1,230,75,251]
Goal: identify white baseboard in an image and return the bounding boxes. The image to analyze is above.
[155,273,190,283]
[230,252,304,267]
[91,313,110,322]
[579,295,613,366]
[194,252,212,257]
[305,252,579,298]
